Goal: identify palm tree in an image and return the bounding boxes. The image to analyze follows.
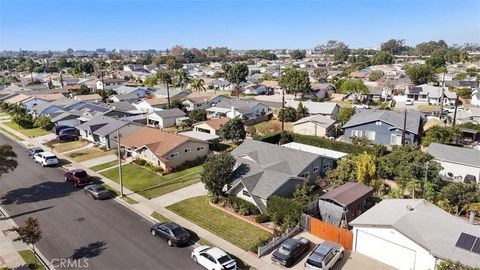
[173,69,190,88]
[190,78,206,92]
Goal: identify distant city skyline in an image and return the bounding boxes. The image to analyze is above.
[0,0,479,51]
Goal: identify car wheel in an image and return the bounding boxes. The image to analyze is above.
[151,230,156,236]
[340,251,344,260]
[167,239,173,247]
[192,255,197,263]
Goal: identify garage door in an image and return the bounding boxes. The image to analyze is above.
[355,230,416,270]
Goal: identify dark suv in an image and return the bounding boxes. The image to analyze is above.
[59,127,80,136]
[53,125,72,135]
[150,222,190,247]
[64,169,93,187]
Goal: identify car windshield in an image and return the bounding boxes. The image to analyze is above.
[217,255,232,264]
[278,245,291,255]
[45,156,57,160]
[94,186,106,192]
[75,171,88,178]
[307,257,325,268]
[171,227,185,236]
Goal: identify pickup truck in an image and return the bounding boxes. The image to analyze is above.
[64,169,93,187]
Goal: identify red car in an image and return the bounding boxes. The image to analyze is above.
[64,169,93,187]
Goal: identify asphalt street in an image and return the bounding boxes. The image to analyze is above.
[0,133,202,270]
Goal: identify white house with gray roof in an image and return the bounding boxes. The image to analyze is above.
[227,140,325,213]
[350,199,480,270]
[284,100,339,120]
[426,143,480,185]
[406,84,457,105]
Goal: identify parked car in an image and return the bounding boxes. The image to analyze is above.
[304,241,344,270]
[59,127,80,136]
[64,169,93,187]
[58,133,79,142]
[405,99,414,106]
[84,184,111,200]
[191,246,236,270]
[447,106,464,113]
[27,147,44,158]
[150,222,190,247]
[52,125,72,135]
[353,104,369,109]
[272,237,310,267]
[33,152,58,167]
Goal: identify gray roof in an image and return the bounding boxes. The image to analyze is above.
[49,110,83,122]
[293,114,335,128]
[149,108,186,119]
[229,140,320,199]
[350,199,480,268]
[285,100,338,115]
[409,84,457,99]
[108,101,137,112]
[426,143,480,168]
[320,182,373,207]
[215,99,267,111]
[343,109,423,135]
[113,86,153,95]
[154,88,190,98]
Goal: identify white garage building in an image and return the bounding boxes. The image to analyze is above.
[350,199,480,270]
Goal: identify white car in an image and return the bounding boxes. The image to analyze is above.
[405,99,414,106]
[447,106,464,113]
[353,104,369,109]
[34,152,59,167]
[191,246,237,270]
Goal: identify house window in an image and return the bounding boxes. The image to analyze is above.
[365,131,376,140]
[300,172,309,179]
[390,134,402,145]
[169,152,179,159]
[375,121,382,126]
[197,146,205,151]
[143,150,147,158]
[351,130,362,137]
[313,166,319,172]
[242,190,251,197]
[184,148,191,153]
[323,164,331,169]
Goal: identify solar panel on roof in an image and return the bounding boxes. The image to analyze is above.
[455,233,477,251]
[471,238,480,254]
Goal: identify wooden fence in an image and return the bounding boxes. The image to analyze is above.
[303,214,353,250]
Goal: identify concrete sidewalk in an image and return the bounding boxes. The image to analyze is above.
[0,212,32,270]
[150,182,207,207]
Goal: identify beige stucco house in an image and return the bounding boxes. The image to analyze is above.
[292,114,336,137]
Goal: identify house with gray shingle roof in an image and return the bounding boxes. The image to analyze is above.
[227,140,325,213]
[343,109,425,146]
[426,143,480,184]
[406,84,457,105]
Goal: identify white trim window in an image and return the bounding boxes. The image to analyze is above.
[197,146,205,151]
[313,166,319,173]
[184,148,192,153]
[351,130,362,137]
[365,131,376,140]
[242,190,251,197]
[169,152,179,159]
[390,134,402,145]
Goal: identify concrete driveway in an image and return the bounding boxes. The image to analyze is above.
[261,232,395,270]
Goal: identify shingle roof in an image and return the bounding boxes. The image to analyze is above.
[426,143,480,168]
[350,199,480,268]
[293,114,335,128]
[320,182,372,207]
[285,100,338,115]
[194,117,230,131]
[343,109,423,135]
[145,98,169,106]
[148,108,186,119]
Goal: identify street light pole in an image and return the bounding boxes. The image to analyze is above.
[116,129,124,197]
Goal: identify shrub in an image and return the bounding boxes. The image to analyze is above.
[249,237,271,253]
[226,196,260,215]
[134,159,147,166]
[267,196,303,225]
[255,214,271,223]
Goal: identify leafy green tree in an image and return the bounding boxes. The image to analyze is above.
[415,40,448,55]
[426,49,447,69]
[368,70,383,81]
[220,117,246,144]
[312,67,328,82]
[173,69,190,87]
[188,109,207,123]
[336,107,355,124]
[422,126,459,146]
[436,260,478,270]
[455,87,472,99]
[326,154,358,187]
[144,75,157,86]
[0,145,17,177]
[33,116,54,130]
[201,152,236,199]
[170,97,185,111]
[9,217,42,268]
[75,84,92,95]
[339,79,368,102]
[380,39,406,55]
[278,67,310,98]
[437,183,480,216]
[224,63,248,84]
[190,78,206,92]
[97,89,114,102]
[405,64,436,85]
[356,152,376,186]
[277,107,297,122]
[293,183,317,206]
[296,102,309,119]
[316,40,350,62]
[371,51,394,65]
[289,49,306,60]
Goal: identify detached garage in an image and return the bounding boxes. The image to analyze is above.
[350,199,480,270]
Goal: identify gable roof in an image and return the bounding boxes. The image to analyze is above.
[74,94,102,101]
[194,117,230,130]
[293,114,335,128]
[184,92,226,104]
[350,199,480,268]
[320,182,372,207]
[409,84,457,99]
[343,109,423,135]
[148,108,186,119]
[426,143,480,168]
[144,98,169,106]
[215,99,267,111]
[285,100,338,115]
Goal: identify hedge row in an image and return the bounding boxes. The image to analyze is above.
[219,195,260,216]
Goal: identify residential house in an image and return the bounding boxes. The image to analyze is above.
[450,107,480,124]
[73,94,102,102]
[3,93,31,105]
[307,83,334,99]
[281,142,347,174]
[210,99,270,124]
[350,199,480,270]
[406,84,457,105]
[209,79,230,90]
[227,140,325,213]
[471,89,480,106]
[113,86,154,98]
[292,114,336,137]
[183,93,230,111]
[285,100,339,120]
[343,109,424,146]
[76,115,142,149]
[135,98,169,113]
[155,88,190,99]
[193,117,230,136]
[21,93,65,111]
[121,127,209,171]
[426,143,480,185]
[261,80,281,94]
[31,98,72,117]
[244,84,269,95]
[146,109,186,128]
[314,182,373,228]
[96,78,125,90]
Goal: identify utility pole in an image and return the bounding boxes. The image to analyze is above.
[281,88,285,132]
[116,129,124,197]
[452,95,459,126]
[439,71,446,119]
[401,109,407,145]
[166,82,171,109]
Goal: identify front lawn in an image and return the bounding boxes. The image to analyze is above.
[67,148,116,162]
[416,105,440,112]
[4,122,49,137]
[18,250,46,270]
[90,160,119,172]
[53,140,89,153]
[151,211,171,222]
[100,163,203,199]
[0,126,24,141]
[167,196,272,251]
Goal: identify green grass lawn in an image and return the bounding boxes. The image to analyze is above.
[67,148,116,162]
[101,184,138,204]
[151,211,171,222]
[167,196,271,251]
[90,160,119,172]
[52,140,89,153]
[0,126,24,141]
[18,250,46,270]
[100,163,203,199]
[4,122,49,137]
[417,104,441,112]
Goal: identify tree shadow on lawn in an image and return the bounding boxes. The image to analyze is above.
[70,241,107,260]
[1,181,80,205]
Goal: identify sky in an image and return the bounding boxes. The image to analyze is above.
[0,0,479,51]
